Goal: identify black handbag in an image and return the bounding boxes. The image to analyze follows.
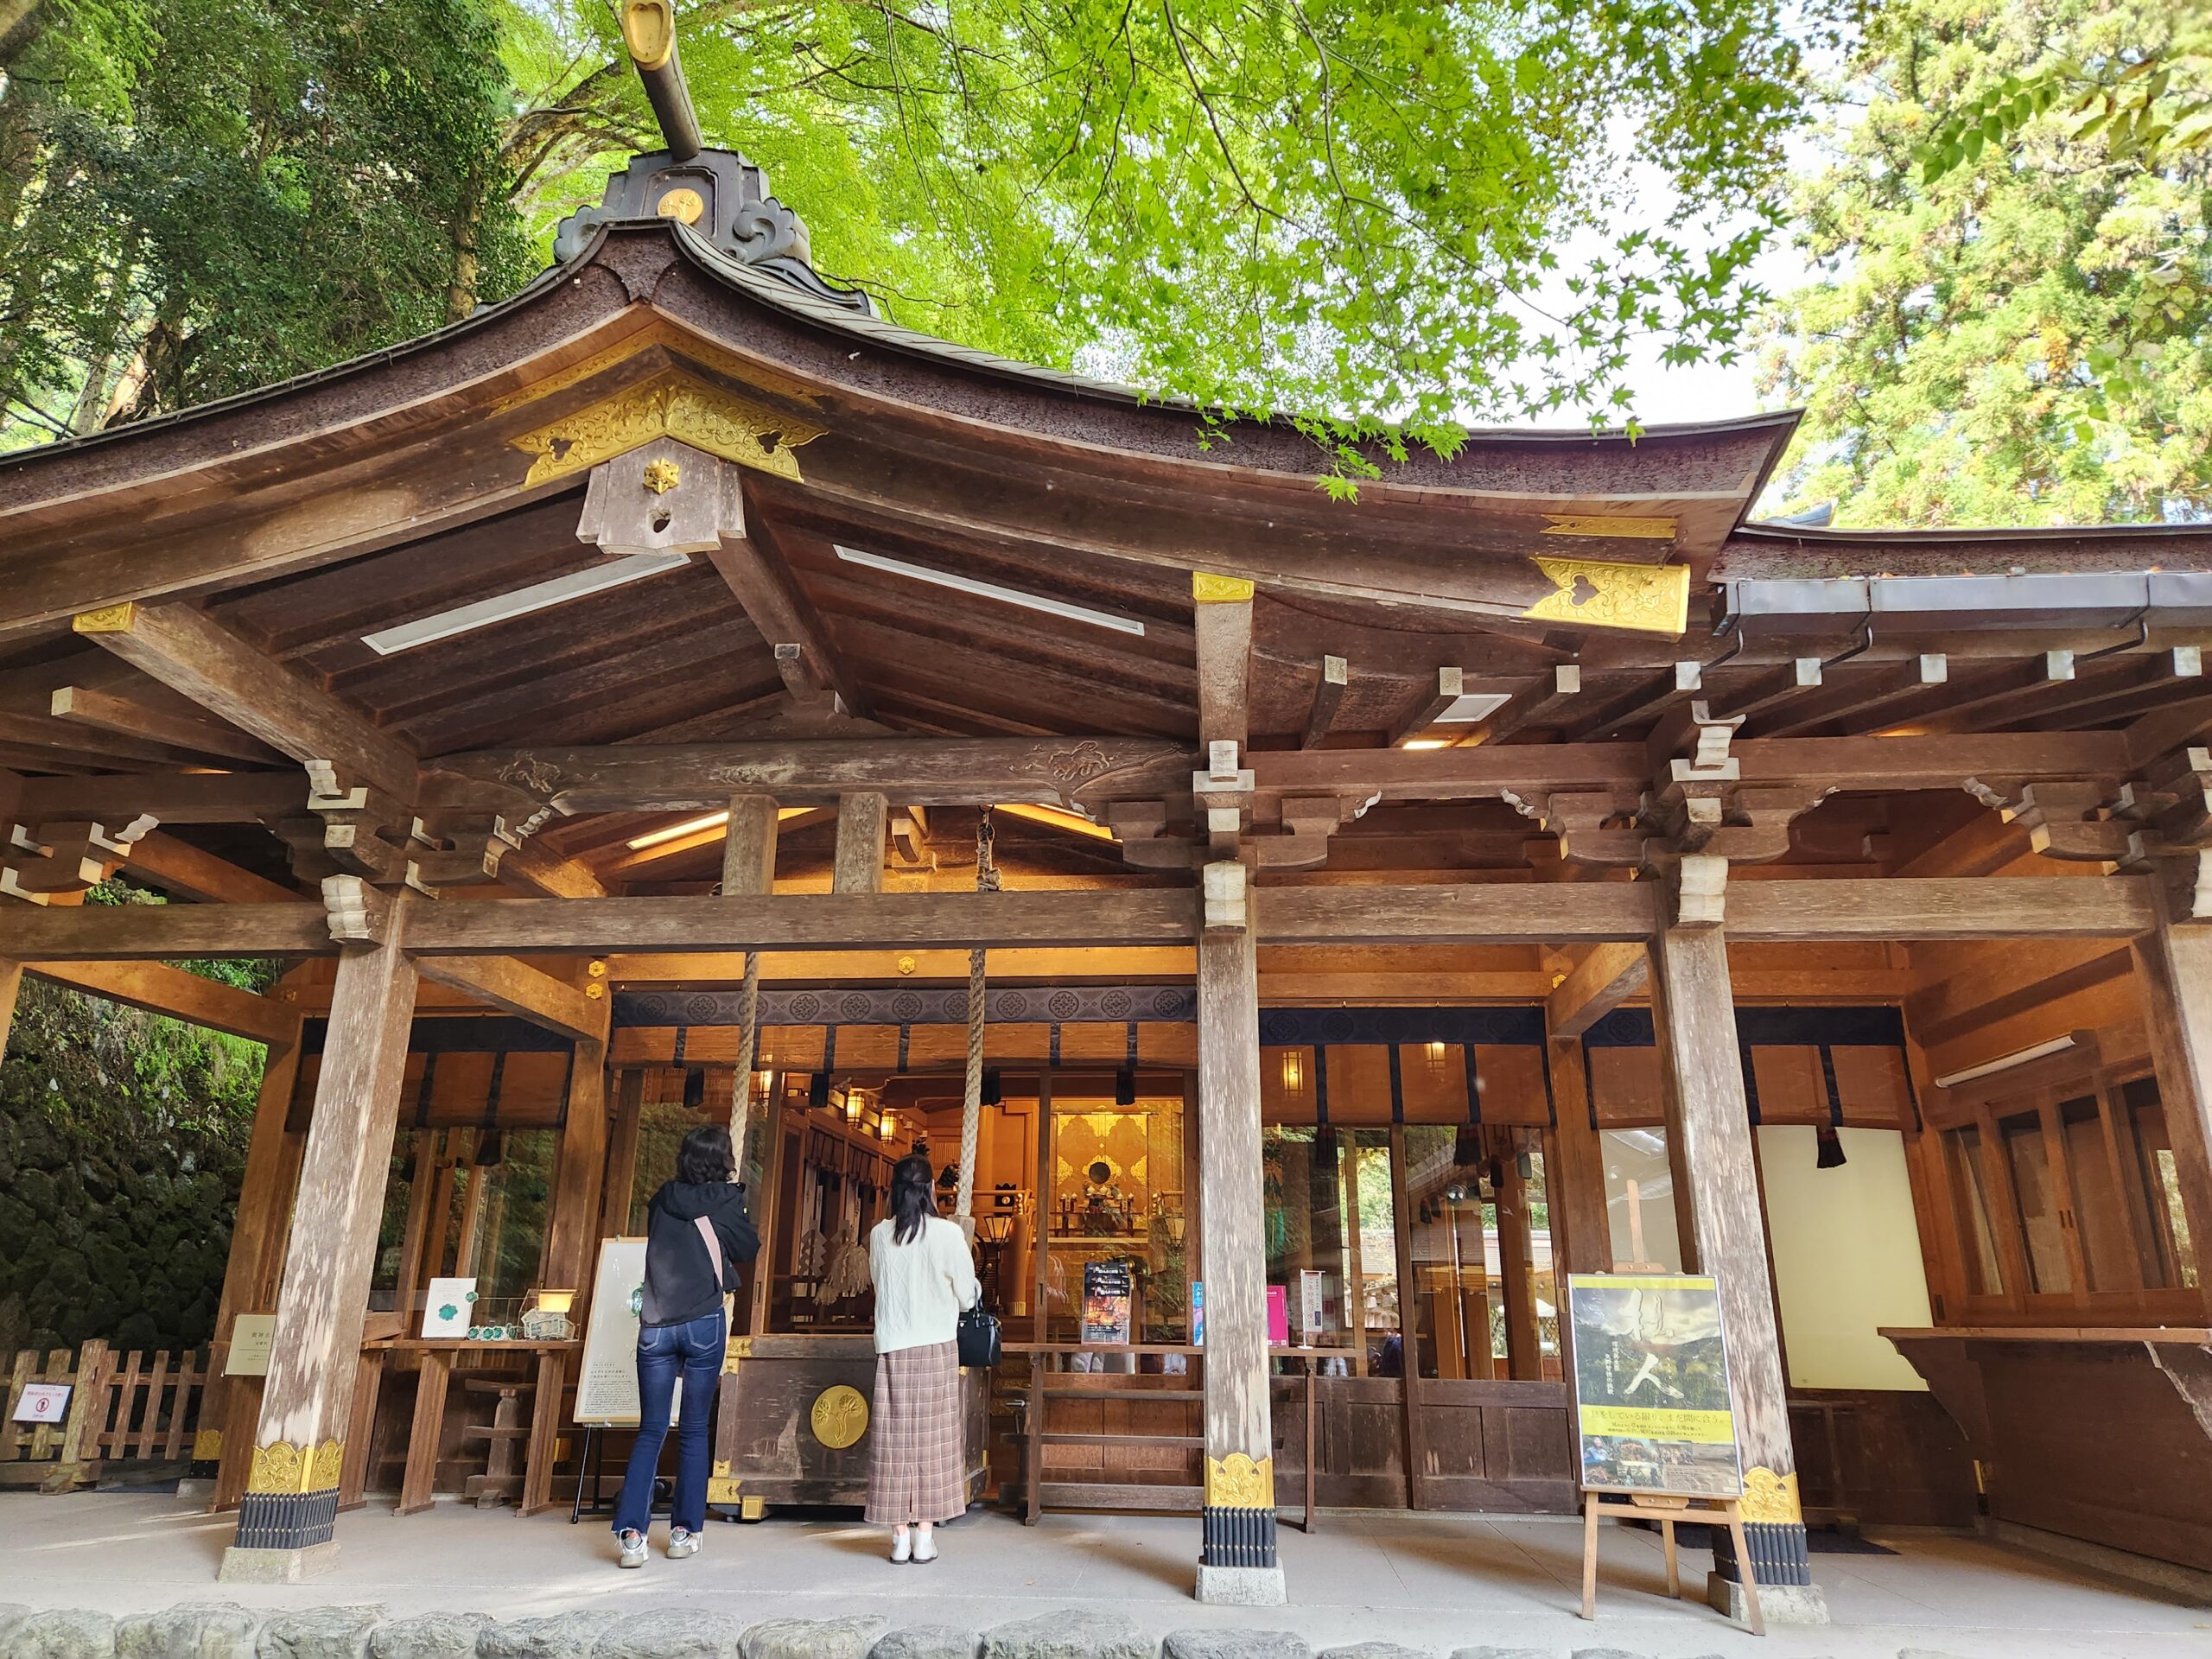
[957,1304,1001,1368]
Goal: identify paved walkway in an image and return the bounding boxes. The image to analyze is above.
[3,1491,2208,1659]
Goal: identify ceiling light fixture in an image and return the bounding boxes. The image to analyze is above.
[1933,1034,2078,1090]
[1402,738,1452,750]
[361,550,691,656]
[624,804,811,853]
[995,802,1117,842]
[1433,692,1513,723]
[835,544,1146,636]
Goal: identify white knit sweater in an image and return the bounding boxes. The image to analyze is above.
[868,1215,980,1354]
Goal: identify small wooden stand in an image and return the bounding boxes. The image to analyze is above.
[1579,1488,1764,1637]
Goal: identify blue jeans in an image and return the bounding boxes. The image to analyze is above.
[612,1310,724,1535]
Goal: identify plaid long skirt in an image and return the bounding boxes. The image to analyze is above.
[865,1338,964,1525]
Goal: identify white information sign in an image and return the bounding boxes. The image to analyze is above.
[575,1236,683,1427]
[10,1382,70,1425]
[224,1313,276,1376]
[422,1277,478,1339]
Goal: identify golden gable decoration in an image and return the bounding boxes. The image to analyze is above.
[1520,556,1690,636]
[512,372,825,488]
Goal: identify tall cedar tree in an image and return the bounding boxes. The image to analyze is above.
[1757,0,2211,525]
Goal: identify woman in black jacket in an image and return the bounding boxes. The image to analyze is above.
[613,1124,759,1568]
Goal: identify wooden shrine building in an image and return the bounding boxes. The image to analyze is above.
[4,11,2212,1616]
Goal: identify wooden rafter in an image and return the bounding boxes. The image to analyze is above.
[73,602,416,798]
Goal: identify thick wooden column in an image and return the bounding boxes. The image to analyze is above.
[2130,887,2212,1315]
[832,791,887,893]
[1649,919,1827,1624]
[1195,861,1283,1604]
[220,906,417,1582]
[1545,1029,1611,1275]
[206,1022,305,1509]
[1493,1134,1542,1377]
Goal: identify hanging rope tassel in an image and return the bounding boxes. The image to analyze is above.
[955,807,999,1236]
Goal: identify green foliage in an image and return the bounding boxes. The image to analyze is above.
[0,0,530,446]
[0,875,271,1355]
[4,0,1829,472]
[1756,0,2211,524]
[504,0,1821,461]
[0,976,266,1356]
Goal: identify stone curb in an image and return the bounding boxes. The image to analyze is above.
[0,1605,1953,1659]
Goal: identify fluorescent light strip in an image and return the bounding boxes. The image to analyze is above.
[835,544,1146,636]
[1933,1034,2076,1090]
[361,550,693,657]
[625,805,812,852]
[1433,692,1513,724]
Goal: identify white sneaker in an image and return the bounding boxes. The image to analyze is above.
[618,1529,647,1568]
[668,1528,700,1560]
[891,1528,912,1563]
[912,1528,938,1564]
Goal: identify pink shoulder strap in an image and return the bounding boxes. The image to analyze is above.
[694,1213,726,1292]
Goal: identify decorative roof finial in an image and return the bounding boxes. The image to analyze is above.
[553,0,873,315]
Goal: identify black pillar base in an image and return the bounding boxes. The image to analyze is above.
[1713,1518,1813,1586]
[234,1486,340,1553]
[1200,1504,1278,1569]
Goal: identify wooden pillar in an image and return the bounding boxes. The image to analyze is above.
[1494,1131,1541,1379]
[601,1068,646,1240]
[832,791,887,894]
[543,1027,612,1305]
[220,909,417,1583]
[2130,887,2212,1315]
[0,957,20,1058]
[1649,918,1827,1624]
[206,1023,305,1508]
[1195,860,1283,1604]
[1546,1030,1611,1276]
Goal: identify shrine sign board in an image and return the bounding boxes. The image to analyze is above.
[1566,1273,1743,1499]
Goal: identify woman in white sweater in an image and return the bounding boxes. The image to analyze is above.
[867,1153,980,1562]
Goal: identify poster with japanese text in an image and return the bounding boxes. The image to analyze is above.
[1566,1273,1742,1498]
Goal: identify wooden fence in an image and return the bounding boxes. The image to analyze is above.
[1,1342,219,1491]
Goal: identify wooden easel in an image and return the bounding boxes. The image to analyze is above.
[1579,1487,1764,1637]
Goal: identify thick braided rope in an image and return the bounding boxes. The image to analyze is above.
[728,947,762,1178]
[955,810,997,1233]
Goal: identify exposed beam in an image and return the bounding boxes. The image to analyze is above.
[423,738,1195,815]
[1724,875,2151,941]
[1904,943,2133,1046]
[1250,731,2126,804]
[712,499,867,714]
[1300,656,1349,748]
[1560,662,1700,742]
[1388,666,1465,747]
[0,873,2160,960]
[0,709,207,767]
[71,602,416,798]
[398,890,1201,954]
[492,836,607,899]
[14,771,303,825]
[124,830,303,906]
[411,955,606,1042]
[23,958,298,1046]
[1545,941,1650,1036]
[1470,664,1580,746]
[49,684,280,765]
[1192,574,1254,753]
[1877,652,2078,735]
[2128,691,2212,766]
[1758,655,1948,739]
[5,903,337,959]
[1710,657,1822,725]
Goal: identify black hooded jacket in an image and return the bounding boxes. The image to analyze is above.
[640,1179,760,1328]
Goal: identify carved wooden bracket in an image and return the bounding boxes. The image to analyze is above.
[1202,859,1248,934]
[2,814,157,903]
[1666,853,1729,930]
[321,874,392,944]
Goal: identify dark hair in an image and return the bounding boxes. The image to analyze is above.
[677,1124,734,1185]
[888,1153,935,1245]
